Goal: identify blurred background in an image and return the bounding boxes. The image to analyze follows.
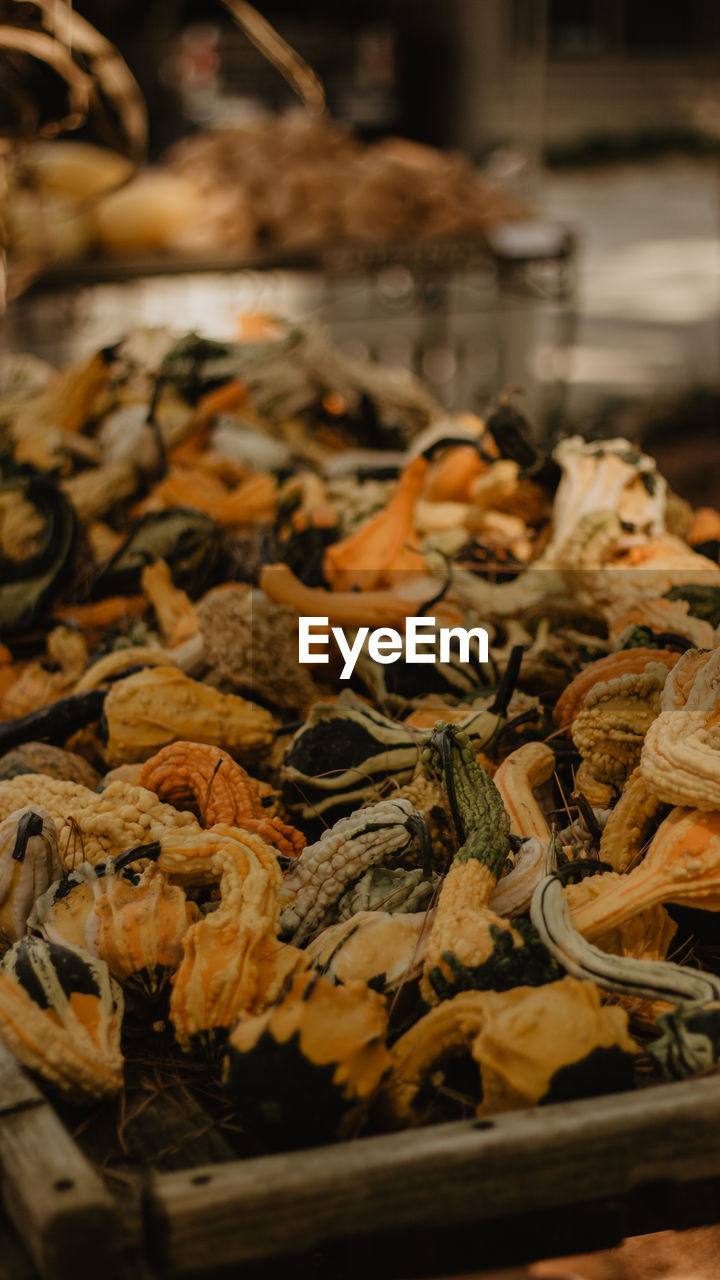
[1,0,719,483]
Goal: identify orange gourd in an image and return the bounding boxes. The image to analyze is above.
[424,445,486,503]
[554,648,680,728]
[323,457,428,590]
[140,741,305,858]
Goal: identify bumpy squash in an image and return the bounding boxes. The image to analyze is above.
[420,725,559,1005]
[139,740,305,858]
[102,666,276,766]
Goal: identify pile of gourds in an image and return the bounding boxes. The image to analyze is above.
[2,320,720,1150]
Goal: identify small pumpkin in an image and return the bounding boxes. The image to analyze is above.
[0,936,123,1100]
[0,807,64,949]
[222,971,392,1147]
[0,742,100,788]
[307,910,430,996]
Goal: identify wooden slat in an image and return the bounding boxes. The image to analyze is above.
[146,1073,720,1278]
[0,1043,122,1280]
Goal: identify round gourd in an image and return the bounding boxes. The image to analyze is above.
[0,936,124,1100]
[223,972,391,1148]
[0,742,100,788]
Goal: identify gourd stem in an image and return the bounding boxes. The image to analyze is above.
[404,813,433,879]
[11,811,44,863]
[554,857,613,884]
[146,372,169,478]
[485,402,537,469]
[106,841,162,875]
[489,645,524,716]
[571,791,603,847]
[427,726,463,843]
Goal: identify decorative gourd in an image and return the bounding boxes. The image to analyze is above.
[306,910,430,995]
[92,507,221,598]
[568,807,720,940]
[598,767,668,873]
[278,798,430,945]
[571,663,669,791]
[73,646,181,693]
[29,865,103,953]
[281,689,508,824]
[419,725,559,1005]
[0,936,123,1100]
[0,808,64,949]
[140,558,198,648]
[665,584,720,628]
[196,585,317,715]
[488,836,549,918]
[0,773,200,867]
[170,844,307,1054]
[28,844,178,981]
[0,475,77,638]
[259,562,455,631]
[139,741,305,858]
[0,774,278,886]
[563,871,677,963]
[553,648,680,729]
[639,648,720,810]
[0,742,100,788]
[383,976,637,1126]
[354,633,492,710]
[102,666,277,766]
[281,692,420,821]
[336,866,437,920]
[531,873,720,1081]
[492,741,555,841]
[222,971,392,1147]
[607,596,716,651]
[323,456,428,590]
[93,860,200,994]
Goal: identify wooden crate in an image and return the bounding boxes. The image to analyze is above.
[4,1035,720,1280]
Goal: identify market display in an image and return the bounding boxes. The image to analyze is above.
[1,320,720,1160]
[5,111,527,267]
